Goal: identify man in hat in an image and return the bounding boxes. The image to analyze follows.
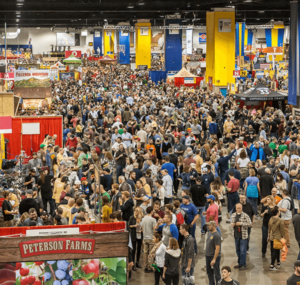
[81,177,92,207]
[32,187,43,214]
[38,144,47,166]
[180,195,199,255]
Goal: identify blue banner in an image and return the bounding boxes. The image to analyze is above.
[118,30,130,64]
[199,33,206,43]
[59,72,74,81]
[165,19,182,72]
[93,31,103,56]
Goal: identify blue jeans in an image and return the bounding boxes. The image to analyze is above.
[205,255,221,285]
[262,225,268,254]
[189,225,197,255]
[216,226,222,237]
[220,172,226,185]
[181,267,195,285]
[196,206,206,234]
[247,197,258,215]
[228,192,239,213]
[235,238,248,267]
[116,165,124,181]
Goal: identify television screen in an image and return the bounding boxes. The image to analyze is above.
[56,33,75,47]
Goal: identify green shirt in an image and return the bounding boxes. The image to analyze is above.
[278,144,288,154]
[98,192,111,207]
[77,153,87,168]
[269,142,277,157]
[118,129,124,135]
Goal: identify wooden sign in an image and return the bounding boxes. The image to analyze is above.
[0,232,128,262]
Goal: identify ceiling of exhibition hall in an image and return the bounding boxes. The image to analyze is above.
[0,0,290,28]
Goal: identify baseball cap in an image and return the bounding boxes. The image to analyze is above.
[27,190,33,195]
[81,177,87,181]
[40,143,46,148]
[206,195,215,201]
[182,195,190,200]
[78,207,86,212]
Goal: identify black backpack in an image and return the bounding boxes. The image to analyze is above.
[283,198,294,211]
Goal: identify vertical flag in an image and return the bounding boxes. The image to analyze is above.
[236,22,246,56]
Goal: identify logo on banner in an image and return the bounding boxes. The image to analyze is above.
[4,73,9,79]
[72,51,78,56]
[19,238,95,258]
[199,33,207,43]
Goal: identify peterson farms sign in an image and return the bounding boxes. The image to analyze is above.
[20,238,95,258]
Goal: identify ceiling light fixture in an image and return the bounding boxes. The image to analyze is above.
[258,10,265,13]
[187,2,191,7]
[174,12,180,15]
[243,0,252,2]
[127,3,134,8]
[16,15,21,17]
[256,18,260,20]
[16,19,19,22]
[16,3,23,6]
[182,19,188,22]
[137,0,145,6]
[159,15,164,18]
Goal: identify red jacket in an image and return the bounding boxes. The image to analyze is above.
[66,137,78,149]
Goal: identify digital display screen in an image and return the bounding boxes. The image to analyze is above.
[56,33,75,47]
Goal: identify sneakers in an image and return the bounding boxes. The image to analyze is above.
[269,266,278,271]
[144,268,152,273]
[262,253,266,258]
[136,262,142,269]
[239,266,247,271]
[277,263,281,268]
[226,212,230,219]
[234,265,241,269]
[226,220,231,224]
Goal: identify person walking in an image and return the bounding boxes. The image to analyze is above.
[141,206,156,273]
[149,233,166,285]
[180,224,196,285]
[2,190,18,227]
[244,169,260,215]
[268,206,285,271]
[231,203,252,270]
[260,195,276,258]
[205,221,222,285]
[277,190,293,248]
[129,207,144,270]
[155,213,179,247]
[286,261,300,285]
[180,196,199,255]
[190,176,208,235]
[292,211,300,260]
[162,237,181,285]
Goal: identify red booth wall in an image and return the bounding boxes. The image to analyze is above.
[174,77,204,88]
[4,116,63,159]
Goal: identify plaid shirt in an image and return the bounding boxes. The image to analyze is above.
[200,147,207,160]
[231,212,252,239]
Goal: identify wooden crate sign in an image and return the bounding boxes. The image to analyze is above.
[20,237,95,258]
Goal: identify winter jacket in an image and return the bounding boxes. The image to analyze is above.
[217,150,236,174]
[250,145,266,162]
[120,199,134,221]
[291,181,300,200]
[178,173,191,189]
[268,216,285,241]
[164,249,181,275]
[182,235,195,268]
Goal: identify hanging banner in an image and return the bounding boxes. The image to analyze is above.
[22,99,49,109]
[140,27,149,36]
[262,47,283,55]
[169,24,179,34]
[59,72,75,81]
[14,70,51,88]
[65,50,82,58]
[14,70,51,99]
[186,29,193,55]
[199,33,207,43]
[118,30,130,64]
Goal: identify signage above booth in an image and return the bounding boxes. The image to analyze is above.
[65,50,82,58]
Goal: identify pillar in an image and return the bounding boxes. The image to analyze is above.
[118,30,130,64]
[104,29,114,58]
[288,1,300,106]
[164,19,182,72]
[135,22,151,68]
[206,10,235,92]
[93,31,103,56]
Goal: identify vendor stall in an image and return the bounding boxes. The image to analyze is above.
[63,54,82,71]
[170,68,204,88]
[99,55,117,65]
[233,83,287,109]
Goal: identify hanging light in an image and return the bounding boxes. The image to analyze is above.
[127,3,134,8]
[137,0,145,6]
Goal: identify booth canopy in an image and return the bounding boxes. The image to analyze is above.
[233,83,288,101]
[169,67,199,78]
[100,55,117,64]
[170,67,203,88]
[50,61,65,69]
[63,54,82,64]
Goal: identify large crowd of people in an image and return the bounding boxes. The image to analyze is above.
[1,64,300,285]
